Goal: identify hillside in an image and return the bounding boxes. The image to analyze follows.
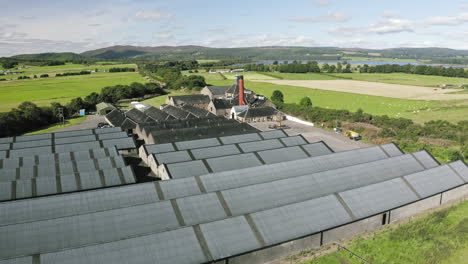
[10,52,88,62]
[80,45,209,59]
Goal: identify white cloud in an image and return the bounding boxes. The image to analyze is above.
[135,10,174,21]
[382,10,400,19]
[369,19,414,34]
[290,12,351,23]
[312,0,330,7]
[425,13,468,26]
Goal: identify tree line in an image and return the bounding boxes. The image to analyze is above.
[270,90,467,162]
[243,61,352,73]
[56,71,91,77]
[142,62,207,90]
[108,67,136,72]
[0,82,166,137]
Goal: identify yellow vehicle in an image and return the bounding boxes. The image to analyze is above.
[344,130,362,141]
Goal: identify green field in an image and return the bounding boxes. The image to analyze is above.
[1,63,137,80]
[24,116,87,135]
[181,71,226,80]
[222,72,278,80]
[0,72,146,112]
[142,89,193,107]
[305,201,468,264]
[266,72,468,87]
[208,80,440,119]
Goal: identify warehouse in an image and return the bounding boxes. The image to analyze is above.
[207,98,236,117]
[235,106,284,123]
[181,104,217,118]
[0,141,466,264]
[200,85,231,99]
[143,106,175,121]
[160,105,196,119]
[166,94,211,108]
[96,102,116,115]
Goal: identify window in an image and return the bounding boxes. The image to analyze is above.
[382,213,387,225]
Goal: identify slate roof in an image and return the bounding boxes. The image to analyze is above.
[96,102,115,111]
[205,85,230,95]
[125,108,154,124]
[181,105,217,118]
[143,106,174,121]
[169,94,210,106]
[160,105,196,119]
[105,109,126,127]
[212,99,236,110]
[238,106,280,118]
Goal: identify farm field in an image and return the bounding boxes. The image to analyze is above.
[255,79,468,101]
[142,89,192,107]
[0,72,146,112]
[265,72,468,87]
[208,80,440,120]
[304,200,468,264]
[0,63,137,80]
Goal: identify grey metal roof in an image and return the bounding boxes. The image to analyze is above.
[181,105,217,118]
[175,138,220,150]
[125,108,154,124]
[238,139,284,152]
[279,135,308,146]
[161,105,195,119]
[190,145,241,160]
[449,160,468,181]
[379,143,404,157]
[411,151,439,168]
[259,130,287,140]
[144,143,175,155]
[219,133,262,145]
[257,146,309,164]
[177,192,227,226]
[301,143,333,156]
[169,94,210,106]
[153,151,192,165]
[143,106,174,121]
[206,85,230,95]
[207,153,263,173]
[165,160,210,179]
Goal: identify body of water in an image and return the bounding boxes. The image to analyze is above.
[234,60,468,68]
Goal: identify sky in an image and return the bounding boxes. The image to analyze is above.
[1,0,468,56]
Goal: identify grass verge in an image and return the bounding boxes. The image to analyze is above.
[24,116,87,135]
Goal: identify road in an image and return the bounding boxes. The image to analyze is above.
[53,115,106,132]
[249,120,368,152]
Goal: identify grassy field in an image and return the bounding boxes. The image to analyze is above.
[0,72,146,112]
[1,63,137,80]
[222,72,278,80]
[208,80,440,119]
[181,71,226,80]
[142,89,193,107]
[24,116,87,135]
[304,200,468,264]
[267,72,468,87]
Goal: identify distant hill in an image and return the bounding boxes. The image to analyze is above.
[11,52,88,61]
[80,45,210,59]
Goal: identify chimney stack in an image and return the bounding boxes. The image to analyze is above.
[237,75,245,106]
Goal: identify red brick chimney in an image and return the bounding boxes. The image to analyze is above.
[237,75,245,106]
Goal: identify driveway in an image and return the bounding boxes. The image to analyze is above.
[54,115,106,132]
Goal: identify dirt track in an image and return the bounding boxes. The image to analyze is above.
[254,80,468,101]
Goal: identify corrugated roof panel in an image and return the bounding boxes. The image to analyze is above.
[177,193,227,226]
[57,163,76,176]
[0,169,18,182]
[0,144,10,151]
[54,142,97,153]
[145,143,175,155]
[340,178,419,219]
[0,256,32,264]
[36,177,57,196]
[1,159,20,169]
[14,133,50,142]
[15,180,32,199]
[0,184,159,226]
[279,136,308,146]
[221,154,424,217]
[93,127,122,134]
[201,145,391,192]
[0,151,6,159]
[40,227,207,264]
[12,139,51,149]
[166,160,210,179]
[0,137,13,144]
[36,166,57,179]
[159,178,202,200]
[154,151,192,165]
[104,172,122,186]
[380,143,403,157]
[191,145,241,160]
[301,143,333,157]
[404,165,464,198]
[201,216,260,260]
[0,182,12,201]
[207,153,262,173]
[219,133,262,145]
[238,139,283,153]
[102,138,136,150]
[412,151,439,168]
[97,132,128,140]
[260,130,287,139]
[77,172,102,190]
[252,195,351,245]
[60,177,78,193]
[258,146,308,164]
[120,167,136,184]
[53,129,93,138]
[37,155,58,164]
[449,160,468,182]
[0,201,179,260]
[175,138,220,150]
[55,135,96,145]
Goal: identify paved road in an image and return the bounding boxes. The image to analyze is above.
[250,120,368,152]
[54,115,106,132]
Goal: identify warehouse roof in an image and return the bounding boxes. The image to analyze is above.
[105,109,126,127]
[205,85,230,96]
[160,105,196,119]
[211,98,236,109]
[143,106,175,121]
[96,102,115,111]
[238,106,280,118]
[125,108,155,124]
[169,94,210,106]
[2,146,465,263]
[181,104,217,118]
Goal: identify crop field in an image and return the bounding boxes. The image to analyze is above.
[267,72,468,87]
[0,63,137,80]
[222,72,277,80]
[255,79,468,101]
[305,200,468,264]
[0,72,145,112]
[208,80,440,119]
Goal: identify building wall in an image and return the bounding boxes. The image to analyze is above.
[322,213,385,245]
[441,184,468,205]
[158,164,171,180]
[227,233,321,264]
[389,195,441,223]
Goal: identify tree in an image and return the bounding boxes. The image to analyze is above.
[271,90,284,104]
[321,63,330,72]
[67,97,86,114]
[299,97,312,107]
[337,63,343,73]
